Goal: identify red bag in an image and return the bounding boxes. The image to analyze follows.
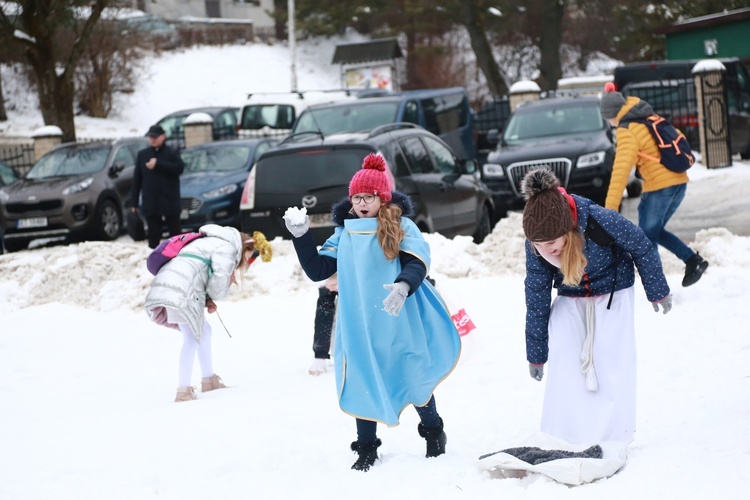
[451,308,476,337]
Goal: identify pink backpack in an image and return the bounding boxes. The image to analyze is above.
[146,232,208,275]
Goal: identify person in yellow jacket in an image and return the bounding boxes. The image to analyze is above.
[600,83,708,287]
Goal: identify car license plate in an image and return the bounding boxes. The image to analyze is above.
[180,209,189,220]
[17,217,48,229]
[308,213,334,228]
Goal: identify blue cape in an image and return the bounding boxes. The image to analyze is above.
[320,216,461,426]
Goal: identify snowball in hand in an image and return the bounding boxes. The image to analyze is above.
[283,206,308,224]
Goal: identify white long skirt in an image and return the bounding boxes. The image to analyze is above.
[540,286,636,445]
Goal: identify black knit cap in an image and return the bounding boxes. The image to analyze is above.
[521,169,574,242]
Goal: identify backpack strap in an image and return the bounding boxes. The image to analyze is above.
[585,216,619,310]
[619,115,669,165]
[177,253,214,278]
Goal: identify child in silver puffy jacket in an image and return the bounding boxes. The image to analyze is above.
[144,224,270,402]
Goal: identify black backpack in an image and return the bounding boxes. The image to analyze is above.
[620,114,695,172]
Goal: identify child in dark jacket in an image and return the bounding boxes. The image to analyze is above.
[522,169,670,445]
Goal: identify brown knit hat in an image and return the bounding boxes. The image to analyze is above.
[522,169,574,241]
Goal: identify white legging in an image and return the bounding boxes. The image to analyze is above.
[178,320,214,387]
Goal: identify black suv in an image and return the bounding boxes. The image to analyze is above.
[239,123,495,245]
[482,96,620,216]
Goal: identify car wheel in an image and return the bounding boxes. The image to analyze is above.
[3,239,29,252]
[473,205,491,244]
[96,200,122,241]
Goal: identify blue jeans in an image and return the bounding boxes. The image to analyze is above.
[638,184,695,263]
[356,396,440,443]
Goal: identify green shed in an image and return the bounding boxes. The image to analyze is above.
[655,8,750,63]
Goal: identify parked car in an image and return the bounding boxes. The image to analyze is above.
[179,138,279,231]
[291,87,477,161]
[0,160,21,254]
[482,96,631,218]
[239,123,494,245]
[118,13,180,51]
[0,137,148,252]
[238,90,357,139]
[155,106,240,150]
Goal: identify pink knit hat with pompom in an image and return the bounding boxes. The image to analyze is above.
[349,153,393,203]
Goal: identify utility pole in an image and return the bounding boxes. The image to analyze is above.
[288,0,297,92]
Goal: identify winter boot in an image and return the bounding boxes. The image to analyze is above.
[350,439,382,472]
[175,386,197,402]
[201,374,227,393]
[682,253,709,287]
[418,417,447,458]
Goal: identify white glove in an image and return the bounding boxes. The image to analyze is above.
[308,358,330,376]
[383,282,410,316]
[283,207,309,238]
[652,294,672,314]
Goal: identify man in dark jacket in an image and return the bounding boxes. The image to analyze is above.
[131,124,185,248]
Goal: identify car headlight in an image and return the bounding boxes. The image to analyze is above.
[482,163,506,179]
[0,189,8,202]
[62,177,93,195]
[203,184,238,199]
[577,151,606,168]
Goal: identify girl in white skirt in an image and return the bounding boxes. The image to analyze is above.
[521,169,671,445]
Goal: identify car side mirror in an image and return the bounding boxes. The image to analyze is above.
[487,129,500,146]
[110,162,126,177]
[462,158,478,174]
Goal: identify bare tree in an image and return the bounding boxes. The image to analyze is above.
[0,0,112,142]
[459,0,508,96]
[0,74,7,121]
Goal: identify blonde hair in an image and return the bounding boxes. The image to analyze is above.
[376,203,405,260]
[238,231,256,272]
[560,229,587,286]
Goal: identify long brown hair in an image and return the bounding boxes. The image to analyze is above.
[560,228,587,286]
[376,203,405,260]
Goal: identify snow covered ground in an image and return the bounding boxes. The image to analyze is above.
[2,35,750,499]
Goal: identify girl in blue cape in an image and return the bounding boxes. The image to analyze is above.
[284,153,461,472]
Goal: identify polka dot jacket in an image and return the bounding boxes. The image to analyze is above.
[524,194,670,364]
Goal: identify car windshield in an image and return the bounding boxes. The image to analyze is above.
[503,103,603,142]
[181,146,253,173]
[26,146,111,179]
[294,102,400,135]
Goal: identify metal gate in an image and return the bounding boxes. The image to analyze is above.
[697,71,732,168]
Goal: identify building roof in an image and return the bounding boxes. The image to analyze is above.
[655,7,750,34]
[331,38,403,65]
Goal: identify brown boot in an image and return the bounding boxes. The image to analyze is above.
[175,386,197,402]
[201,374,227,393]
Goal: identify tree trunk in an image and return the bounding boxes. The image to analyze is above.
[0,72,7,121]
[459,0,508,96]
[27,43,77,142]
[537,0,564,91]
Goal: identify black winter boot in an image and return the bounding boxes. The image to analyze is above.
[418,417,447,458]
[682,253,709,287]
[350,439,381,472]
